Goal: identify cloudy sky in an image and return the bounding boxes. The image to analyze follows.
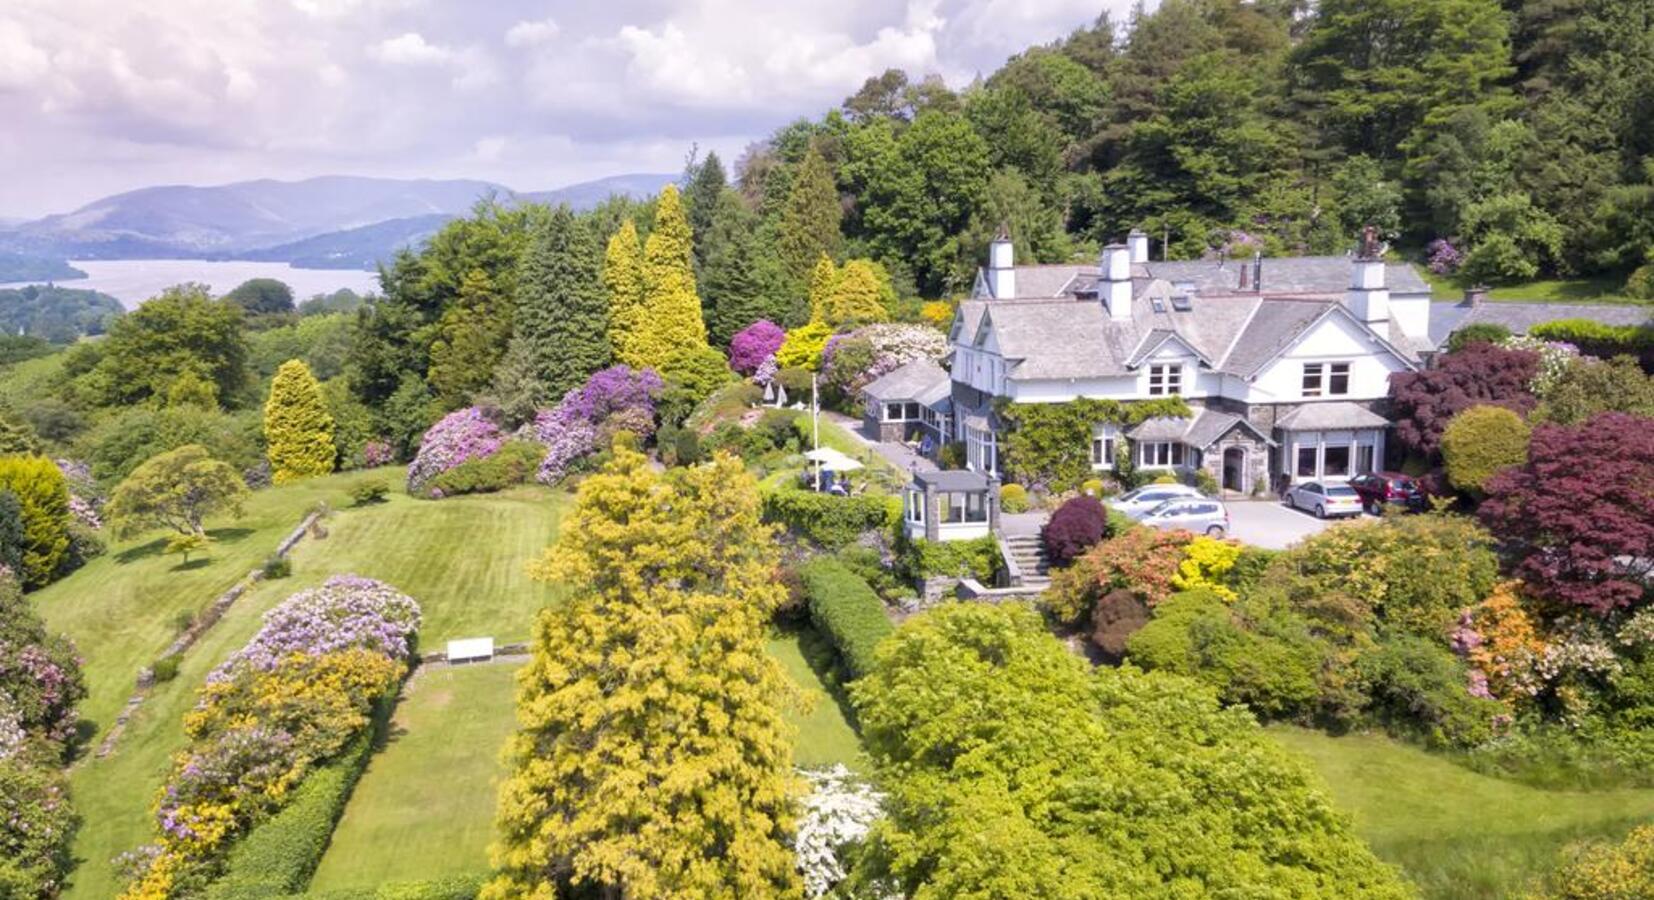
[0,0,1142,219]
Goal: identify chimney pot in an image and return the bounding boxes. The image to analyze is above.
[1464,285,1489,309]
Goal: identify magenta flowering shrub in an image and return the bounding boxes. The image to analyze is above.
[359,439,395,468]
[124,576,420,896]
[0,570,85,749]
[519,366,663,486]
[406,407,505,492]
[730,320,785,375]
[1427,239,1462,275]
[55,458,103,530]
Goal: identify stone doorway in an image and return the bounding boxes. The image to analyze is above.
[1222,446,1247,494]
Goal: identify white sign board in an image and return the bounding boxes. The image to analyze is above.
[446,637,494,663]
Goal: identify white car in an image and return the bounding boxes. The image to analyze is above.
[1108,483,1206,516]
[1132,498,1230,537]
[1284,481,1364,519]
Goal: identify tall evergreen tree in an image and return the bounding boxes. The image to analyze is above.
[822,259,892,327]
[776,145,843,284]
[632,185,709,370]
[807,255,838,324]
[684,150,728,273]
[515,207,611,399]
[701,192,792,344]
[263,359,336,484]
[488,448,801,899]
[602,219,647,369]
[426,268,510,410]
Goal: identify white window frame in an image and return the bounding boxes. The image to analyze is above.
[1148,363,1183,397]
[1302,361,1352,398]
[883,402,921,423]
[1139,441,1186,469]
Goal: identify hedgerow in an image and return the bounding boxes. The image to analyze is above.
[799,558,894,680]
[761,488,896,549]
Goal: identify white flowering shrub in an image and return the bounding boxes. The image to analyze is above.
[796,765,885,898]
[1499,334,1578,397]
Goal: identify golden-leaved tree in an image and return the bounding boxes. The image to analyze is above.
[603,218,646,368]
[486,446,801,900]
[807,254,838,324]
[263,359,336,483]
[629,185,709,370]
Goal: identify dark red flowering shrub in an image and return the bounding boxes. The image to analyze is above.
[1043,495,1110,566]
[1480,412,1654,614]
[1389,344,1540,456]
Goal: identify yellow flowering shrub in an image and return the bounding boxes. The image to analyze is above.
[1170,536,1243,601]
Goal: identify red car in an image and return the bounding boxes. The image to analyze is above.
[1347,472,1425,515]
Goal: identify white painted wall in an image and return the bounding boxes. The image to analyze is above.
[1245,313,1408,403]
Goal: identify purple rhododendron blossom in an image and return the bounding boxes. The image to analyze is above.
[730,320,785,375]
[518,366,662,486]
[406,407,505,491]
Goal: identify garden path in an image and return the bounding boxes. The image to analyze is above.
[821,410,938,475]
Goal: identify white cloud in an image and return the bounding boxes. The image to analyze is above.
[504,17,559,48]
[369,32,453,66]
[0,18,50,90]
[471,135,507,161]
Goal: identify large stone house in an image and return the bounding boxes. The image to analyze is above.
[868,230,1441,495]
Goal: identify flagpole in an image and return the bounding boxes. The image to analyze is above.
[811,373,821,491]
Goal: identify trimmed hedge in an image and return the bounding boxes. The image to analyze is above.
[298,876,484,899]
[761,488,896,549]
[425,440,544,498]
[799,558,894,680]
[203,693,395,900]
[1528,319,1654,359]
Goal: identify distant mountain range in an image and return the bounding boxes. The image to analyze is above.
[0,172,677,273]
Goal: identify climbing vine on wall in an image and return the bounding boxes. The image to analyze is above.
[996,397,1191,492]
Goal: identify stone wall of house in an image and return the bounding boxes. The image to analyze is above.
[1201,431,1271,497]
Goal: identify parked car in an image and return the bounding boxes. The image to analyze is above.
[1131,498,1231,537]
[1283,481,1363,519]
[1108,483,1206,516]
[1348,471,1425,514]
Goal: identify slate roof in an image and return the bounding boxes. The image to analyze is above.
[1144,257,1431,297]
[863,360,950,404]
[913,469,993,491]
[1127,416,1192,442]
[1124,409,1276,448]
[1275,401,1392,431]
[1427,302,1653,347]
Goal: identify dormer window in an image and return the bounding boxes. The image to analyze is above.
[1148,364,1182,396]
[1302,362,1351,398]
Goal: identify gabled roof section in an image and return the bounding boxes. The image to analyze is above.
[1184,409,1276,448]
[1276,401,1392,431]
[1221,301,1420,379]
[863,359,950,404]
[1126,328,1214,369]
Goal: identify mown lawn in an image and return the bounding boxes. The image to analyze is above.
[308,662,522,891]
[769,626,867,773]
[57,481,571,900]
[1422,270,1648,306]
[1271,726,1654,899]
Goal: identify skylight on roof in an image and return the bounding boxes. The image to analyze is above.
[1171,295,1193,312]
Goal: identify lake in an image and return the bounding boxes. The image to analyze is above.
[0,259,384,309]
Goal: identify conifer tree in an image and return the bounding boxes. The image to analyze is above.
[263,359,336,483]
[631,185,709,370]
[822,259,892,327]
[685,150,728,272]
[807,254,839,324]
[515,207,611,399]
[489,447,801,899]
[777,144,843,284]
[427,268,511,409]
[702,193,791,344]
[603,219,647,368]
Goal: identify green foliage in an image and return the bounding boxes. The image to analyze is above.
[106,443,250,539]
[425,440,543,498]
[1441,404,1531,493]
[204,718,383,900]
[0,284,123,343]
[1447,322,1513,352]
[165,530,213,564]
[798,558,894,680]
[760,488,895,549]
[0,412,41,456]
[1460,193,1567,284]
[0,456,70,587]
[602,219,647,370]
[819,259,893,328]
[1529,319,1654,357]
[1126,589,1325,720]
[999,397,1191,492]
[92,284,250,408]
[700,193,793,343]
[1356,633,1503,749]
[223,278,297,317]
[0,756,77,897]
[167,369,221,411]
[848,603,1411,898]
[426,269,511,411]
[998,482,1028,513]
[656,344,734,416]
[151,654,181,683]
[776,144,843,285]
[264,360,336,484]
[0,490,24,576]
[1531,824,1654,900]
[775,322,833,371]
[261,554,292,579]
[78,405,264,484]
[350,479,390,506]
[1534,356,1654,425]
[900,535,1001,581]
[515,207,611,399]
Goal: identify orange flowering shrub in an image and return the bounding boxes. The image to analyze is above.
[1460,582,1548,703]
[1043,527,1191,625]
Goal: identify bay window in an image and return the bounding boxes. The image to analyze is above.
[1139,441,1186,468]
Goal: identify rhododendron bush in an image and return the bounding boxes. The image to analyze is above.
[405,407,504,492]
[519,365,662,485]
[730,320,785,376]
[120,577,420,899]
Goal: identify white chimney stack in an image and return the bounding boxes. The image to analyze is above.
[1128,229,1150,265]
[1103,243,1132,321]
[1348,256,1389,326]
[987,228,1015,299]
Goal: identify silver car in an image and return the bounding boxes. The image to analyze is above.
[1284,481,1364,519]
[1132,498,1231,537]
[1108,483,1206,516]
